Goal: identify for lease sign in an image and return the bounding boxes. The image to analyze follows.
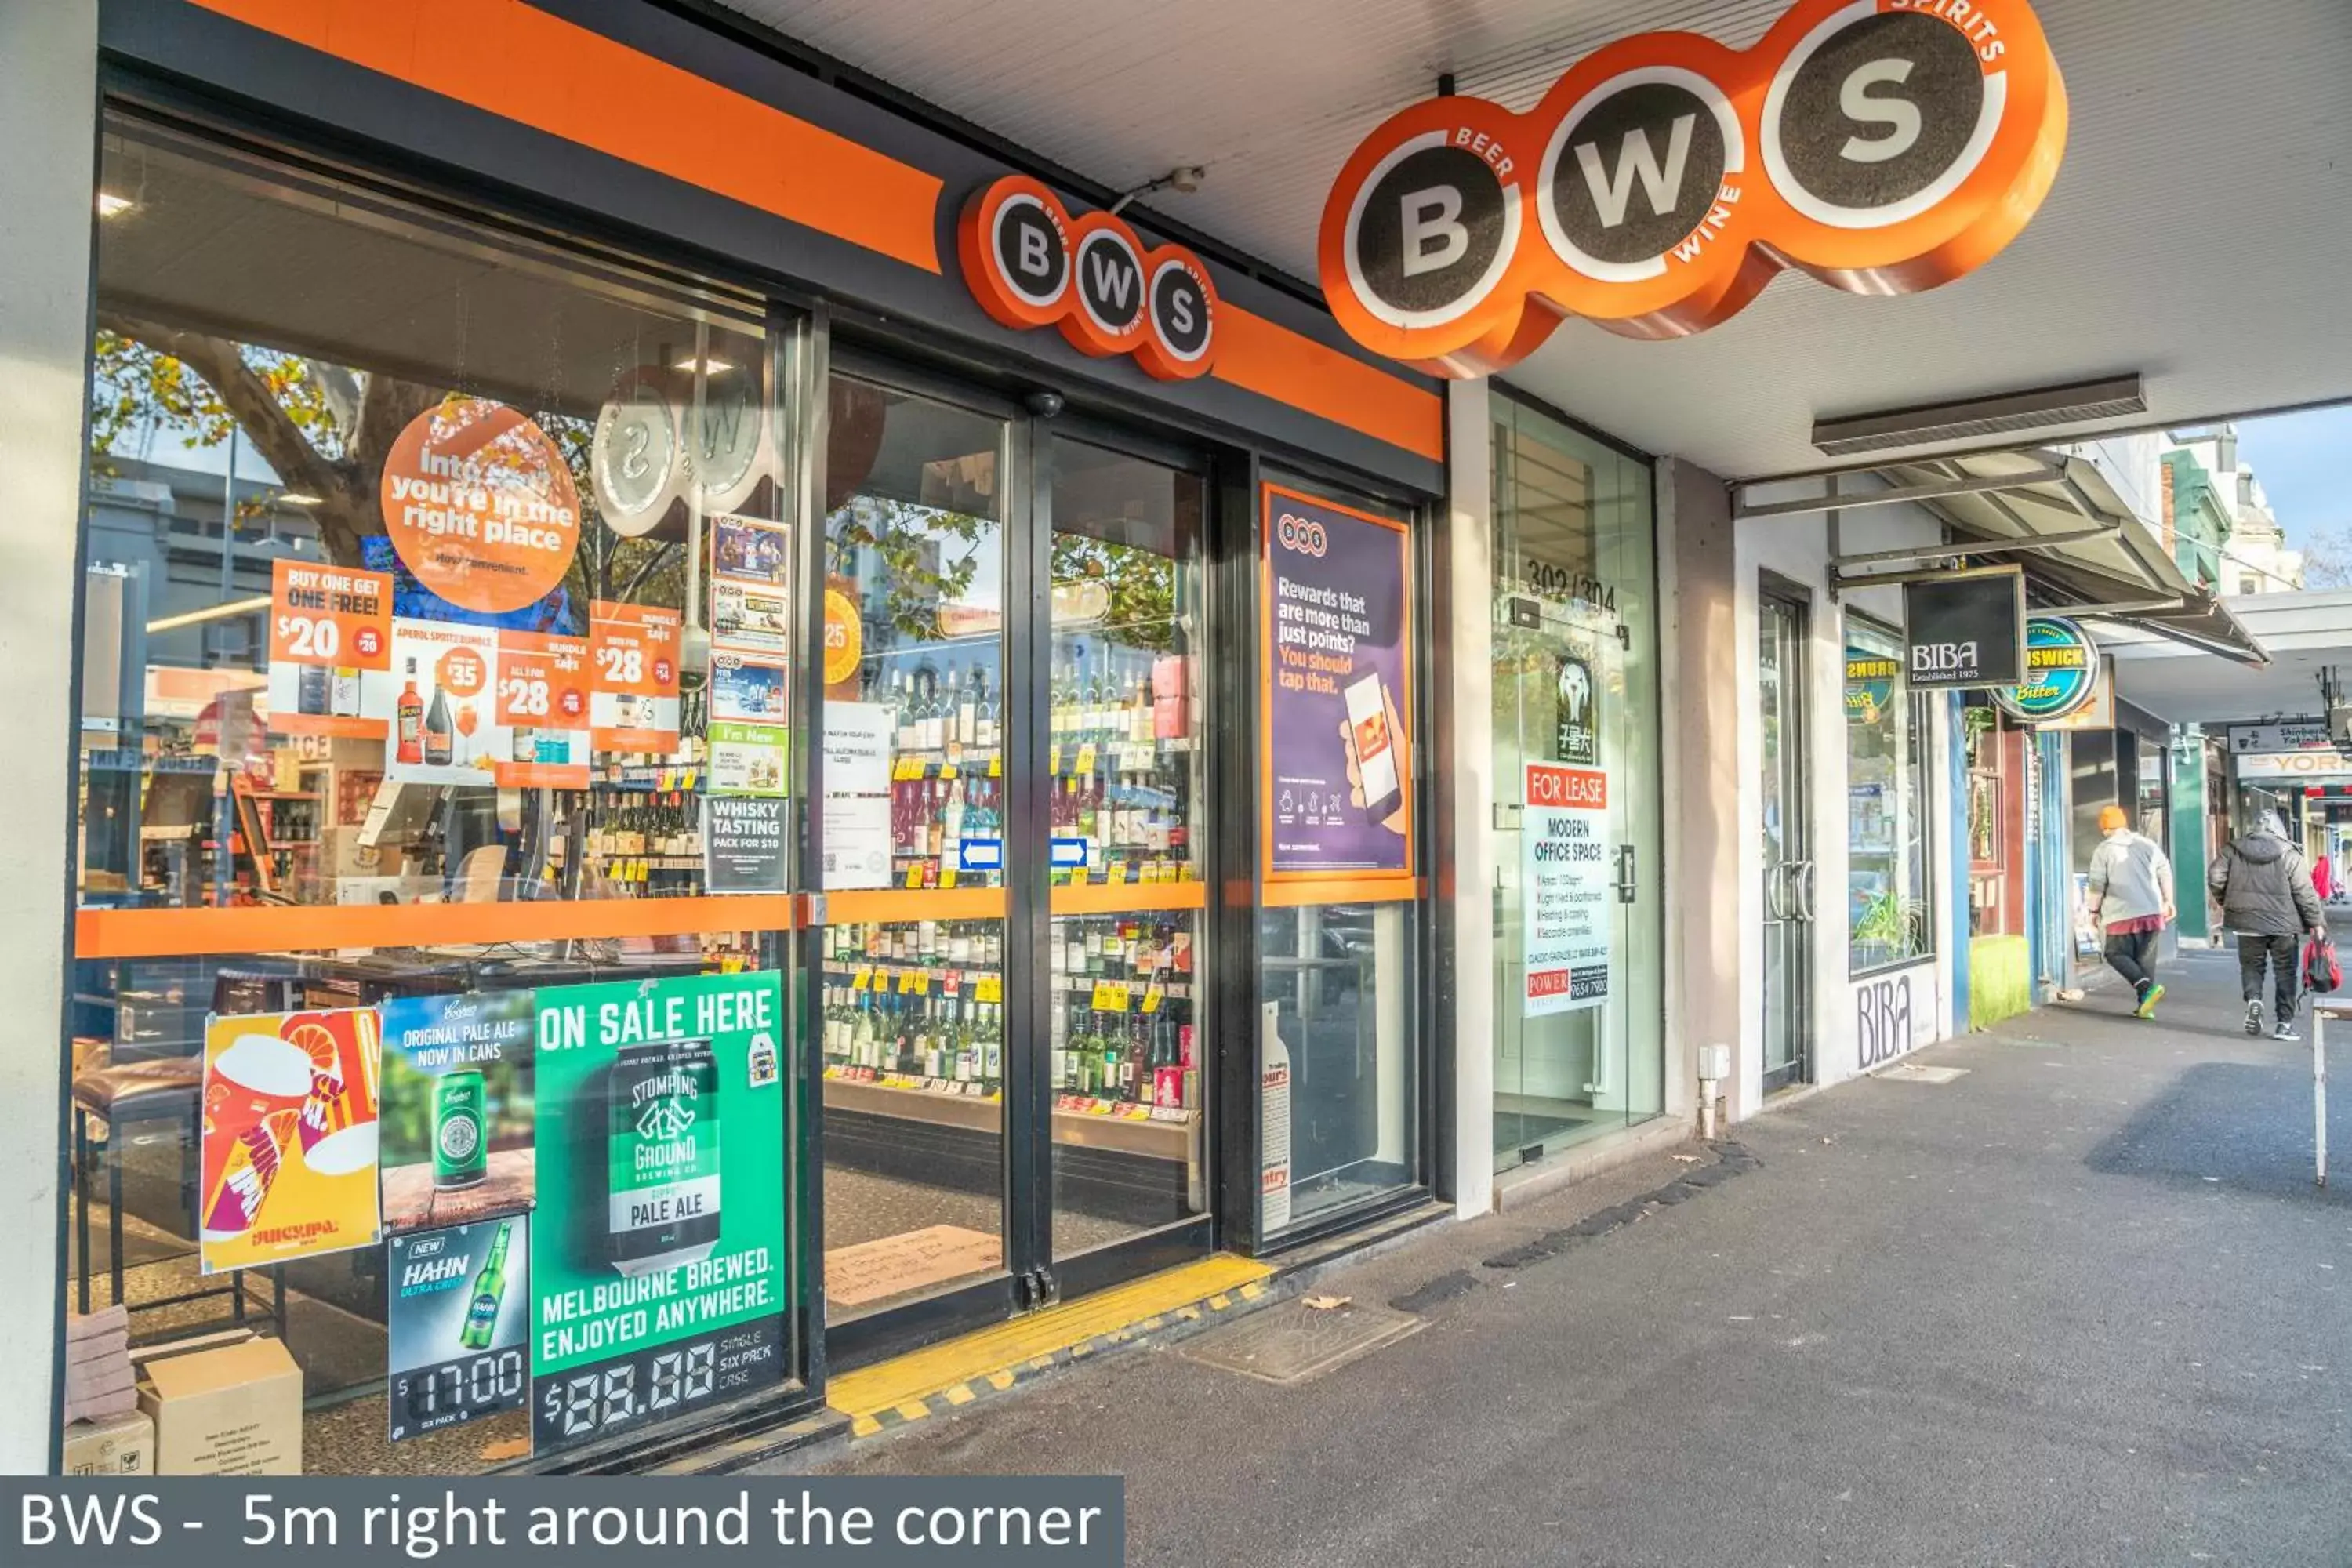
[1522,763,1611,1017]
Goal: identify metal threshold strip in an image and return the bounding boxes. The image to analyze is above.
[1733,446,2270,668]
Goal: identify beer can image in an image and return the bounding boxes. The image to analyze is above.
[605,1040,721,1277]
[201,1108,299,1243]
[434,1069,489,1189]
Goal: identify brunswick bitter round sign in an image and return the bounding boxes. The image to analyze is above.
[1990,615,2097,724]
[1318,0,2068,376]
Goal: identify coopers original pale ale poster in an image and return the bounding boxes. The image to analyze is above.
[198,1008,383,1272]
[528,972,789,1454]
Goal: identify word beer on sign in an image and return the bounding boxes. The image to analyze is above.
[1319,0,2067,373]
[960,175,1218,380]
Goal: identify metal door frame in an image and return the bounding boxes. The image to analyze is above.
[1759,572,1816,1091]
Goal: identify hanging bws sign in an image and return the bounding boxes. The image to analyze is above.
[1990,615,2100,723]
[1318,0,2067,375]
[380,398,583,612]
[590,363,771,536]
[960,175,1219,381]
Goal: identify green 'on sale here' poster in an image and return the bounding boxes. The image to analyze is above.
[528,970,789,1454]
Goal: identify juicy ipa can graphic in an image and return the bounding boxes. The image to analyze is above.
[606,1040,720,1276]
[434,1068,488,1189]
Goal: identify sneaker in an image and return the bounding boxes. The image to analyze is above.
[2246,1002,2263,1036]
[2135,983,2165,1019]
[2272,1022,2301,1042]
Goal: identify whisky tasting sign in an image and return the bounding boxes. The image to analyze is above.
[1318,0,2067,376]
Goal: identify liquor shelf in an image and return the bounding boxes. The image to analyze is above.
[820,1072,1196,1161]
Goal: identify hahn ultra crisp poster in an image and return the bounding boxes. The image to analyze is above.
[199,1008,383,1273]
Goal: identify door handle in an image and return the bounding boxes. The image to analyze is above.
[1764,861,1789,921]
[1791,860,1818,923]
[1613,844,1637,903]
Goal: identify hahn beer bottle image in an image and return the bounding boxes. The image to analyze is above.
[434,1069,488,1189]
[605,1039,721,1276]
[458,1220,512,1350]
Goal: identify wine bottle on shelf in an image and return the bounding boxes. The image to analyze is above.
[972,665,996,752]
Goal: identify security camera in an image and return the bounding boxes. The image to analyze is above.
[1025,390,1065,419]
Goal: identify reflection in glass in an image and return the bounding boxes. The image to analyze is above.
[1845,619,1935,974]
[817,378,1009,1321]
[1047,441,1207,1257]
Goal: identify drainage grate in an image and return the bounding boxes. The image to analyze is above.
[1176,1301,1422,1385]
[1877,1062,1969,1084]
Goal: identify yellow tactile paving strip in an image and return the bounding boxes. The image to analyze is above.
[828,1254,1275,1437]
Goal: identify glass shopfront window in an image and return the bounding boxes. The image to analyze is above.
[69,116,808,1473]
[1488,396,1664,1169]
[1845,617,1936,973]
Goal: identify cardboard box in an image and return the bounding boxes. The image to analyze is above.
[136,1337,302,1475]
[62,1410,153,1476]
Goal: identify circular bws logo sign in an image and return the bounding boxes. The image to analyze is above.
[1343,131,1520,332]
[1763,5,1992,230]
[1539,68,1739,283]
[590,369,680,539]
[1073,227,1149,343]
[381,398,583,615]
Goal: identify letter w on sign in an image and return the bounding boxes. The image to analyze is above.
[1089,249,1136,310]
[1577,115,1696,228]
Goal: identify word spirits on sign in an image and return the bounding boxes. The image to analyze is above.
[1318,0,2066,373]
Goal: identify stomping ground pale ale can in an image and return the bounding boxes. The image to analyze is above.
[434,1069,488,1189]
[606,1040,720,1276]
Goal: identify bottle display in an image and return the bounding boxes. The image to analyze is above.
[396,658,425,765]
[423,677,454,767]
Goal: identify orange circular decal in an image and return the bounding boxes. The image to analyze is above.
[822,588,863,687]
[379,397,583,612]
[1317,0,2066,375]
[437,645,487,697]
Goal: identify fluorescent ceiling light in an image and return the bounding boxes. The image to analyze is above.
[1812,375,2147,456]
[146,595,270,634]
[277,492,322,506]
[672,354,735,375]
[96,192,134,218]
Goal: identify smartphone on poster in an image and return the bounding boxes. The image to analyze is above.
[1342,672,1403,826]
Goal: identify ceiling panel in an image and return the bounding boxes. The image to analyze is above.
[716,0,2352,478]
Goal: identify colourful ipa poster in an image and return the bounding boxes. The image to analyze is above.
[199,1008,382,1273]
[1261,484,1414,878]
[528,971,789,1454]
[379,990,537,1235]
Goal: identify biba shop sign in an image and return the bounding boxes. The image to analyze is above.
[1900,566,2026,691]
[1319,0,2067,373]
[960,175,1218,380]
[1990,615,2100,723]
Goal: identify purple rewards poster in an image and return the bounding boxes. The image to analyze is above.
[1261,485,1414,877]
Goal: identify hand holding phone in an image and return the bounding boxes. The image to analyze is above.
[1340,673,1407,836]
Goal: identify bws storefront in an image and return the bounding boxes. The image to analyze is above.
[53,0,1444,1474]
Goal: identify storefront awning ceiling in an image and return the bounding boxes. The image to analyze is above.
[1737,446,2270,667]
[709,0,2352,481]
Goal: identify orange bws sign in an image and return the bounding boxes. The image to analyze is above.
[960,175,1219,381]
[1318,0,2066,376]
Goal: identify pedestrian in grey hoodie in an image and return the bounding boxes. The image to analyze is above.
[2209,811,2327,1039]
[2087,804,2174,1018]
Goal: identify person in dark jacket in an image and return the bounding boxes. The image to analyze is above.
[2209,811,2328,1039]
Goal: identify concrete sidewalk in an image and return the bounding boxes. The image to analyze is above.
[791,946,2352,1566]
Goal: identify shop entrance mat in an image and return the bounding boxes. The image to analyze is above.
[827,1254,1272,1437]
[1175,1298,1421,1385]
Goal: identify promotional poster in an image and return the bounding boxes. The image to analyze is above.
[379,990,538,1234]
[264,559,392,739]
[198,1008,383,1273]
[589,600,682,750]
[1521,762,1613,1016]
[1261,484,1413,878]
[528,972,789,1453]
[387,1217,531,1444]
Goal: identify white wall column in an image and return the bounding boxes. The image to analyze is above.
[0,0,98,1475]
[1445,379,1495,1216]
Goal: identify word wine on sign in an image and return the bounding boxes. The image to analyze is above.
[1317,0,2067,373]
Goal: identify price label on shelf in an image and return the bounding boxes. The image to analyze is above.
[269,559,393,669]
[1091,980,1131,1012]
[852,966,873,992]
[975,976,1003,1004]
[1141,984,1164,1014]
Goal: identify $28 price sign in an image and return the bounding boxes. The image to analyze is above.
[496,631,590,725]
